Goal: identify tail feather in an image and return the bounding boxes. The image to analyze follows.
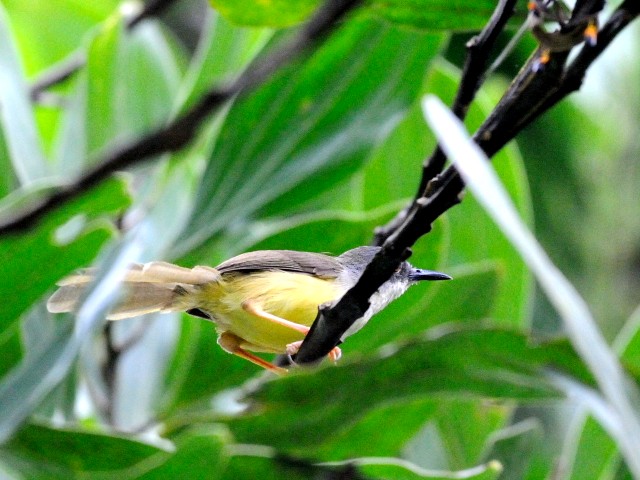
[47,262,220,320]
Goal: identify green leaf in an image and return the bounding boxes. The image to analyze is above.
[615,305,640,376]
[481,419,543,480]
[209,0,319,27]
[569,415,619,480]
[4,0,118,155]
[0,321,23,378]
[83,16,181,160]
[0,318,78,444]
[435,401,510,470]
[0,176,130,326]
[175,12,271,114]
[224,328,591,455]
[175,19,446,261]
[0,3,49,184]
[138,427,227,480]
[364,0,528,31]
[2,0,118,75]
[0,424,227,479]
[221,450,360,480]
[0,123,17,197]
[0,423,160,478]
[209,0,527,30]
[315,399,438,459]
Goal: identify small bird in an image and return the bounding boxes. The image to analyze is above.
[47,246,451,373]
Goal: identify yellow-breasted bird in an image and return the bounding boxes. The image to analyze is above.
[47,246,451,373]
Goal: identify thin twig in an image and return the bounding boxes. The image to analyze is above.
[29,53,85,102]
[0,0,362,235]
[295,0,635,365]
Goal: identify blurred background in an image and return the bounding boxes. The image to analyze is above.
[0,0,638,478]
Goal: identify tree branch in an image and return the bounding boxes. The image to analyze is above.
[295,0,636,365]
[373,0,519,245]
[0,0,362,235]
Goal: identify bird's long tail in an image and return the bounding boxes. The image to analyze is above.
[46,262,220,320]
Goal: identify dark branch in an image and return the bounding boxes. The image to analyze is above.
[295,0,636,365]
[373,0,519,246]
[0,0,363,235]
[127,0,181,29]
[420,0,519,189]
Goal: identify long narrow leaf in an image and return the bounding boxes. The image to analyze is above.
[0,4,48,184]
[422,95,640,477]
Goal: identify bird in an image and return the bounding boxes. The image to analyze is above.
[47,246,451,373]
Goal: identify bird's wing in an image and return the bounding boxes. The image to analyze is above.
[215,250,342,278]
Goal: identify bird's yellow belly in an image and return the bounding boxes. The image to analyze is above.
[196,271,343,353]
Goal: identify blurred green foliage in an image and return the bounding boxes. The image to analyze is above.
[0,0,638,478]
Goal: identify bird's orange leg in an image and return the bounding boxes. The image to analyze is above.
[218,331,287,374]
[242,300,342,363]
[242,300,310,333]
[285,340,342,362]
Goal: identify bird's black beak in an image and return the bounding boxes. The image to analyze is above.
[409,268,452,282]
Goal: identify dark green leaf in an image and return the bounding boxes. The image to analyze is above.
[0,423,159,478]
[225,328,591,455]
[314,399,438,459]
[0,424,226,479]
[175,19,445,261]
